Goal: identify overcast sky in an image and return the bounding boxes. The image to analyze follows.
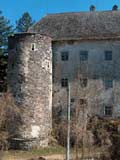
[0,0,120,25]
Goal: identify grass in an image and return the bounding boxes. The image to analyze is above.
[0,146,66,160]
[0,146,108,160]
[31,146,65,156]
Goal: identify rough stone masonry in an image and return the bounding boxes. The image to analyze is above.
[8,33,52,149]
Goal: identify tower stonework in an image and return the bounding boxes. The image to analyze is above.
[8,33,52,149]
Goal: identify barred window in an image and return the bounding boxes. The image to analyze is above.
[61,51,69,61]
[80,51,88,61]
[61,78,68,87]
[105,51,112,61]
[104,106,112,116]
[71,98,75,103]
[104,79,113,89]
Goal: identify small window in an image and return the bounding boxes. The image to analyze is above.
[61,78,68,87]
[105,51,112,61]
[61,51,69,61]
[71,98,75,103]
[16,44,20,51]
[12,62,14,68]
[104,79,113,89]
[104,106,112,116]
[79,99,87,105]
[93,75,99,80]
[80,51,88,61]
[31,43,35,51]
[80,78,88,88]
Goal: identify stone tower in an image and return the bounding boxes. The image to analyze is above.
[8,33,52,149]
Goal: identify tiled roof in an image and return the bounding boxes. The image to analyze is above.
[29,11,120,40]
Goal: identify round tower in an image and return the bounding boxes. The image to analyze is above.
[8,33,52,149]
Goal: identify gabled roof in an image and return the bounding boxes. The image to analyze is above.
[29,11,120,40]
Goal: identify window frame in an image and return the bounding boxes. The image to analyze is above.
[104,51,112,61]
[71,98,75,103]
[61,78,68,87]
[61,51,69,61]
[104,106,113,116]
[31,43,36,51]
[80,51,88,61]
[104,79,113,89]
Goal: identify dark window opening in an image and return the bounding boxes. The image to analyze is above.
[61,78,68,87]
[105,51,112,61]
[93,75,99,80]
[32,44,35,51]
[80,78,88,87]
[12,62,14,68]
[104,79,113,89]
[71,98,75,103]
[79,99,87,105]
[16,45,18,51]
[104,106,112,116]
[80,51,88,61]
[61,51,69,61]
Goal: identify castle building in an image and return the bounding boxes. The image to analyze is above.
[8,7,120,148]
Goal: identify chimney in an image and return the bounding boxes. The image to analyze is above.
[90,5,96,12]
[112,5,118,11]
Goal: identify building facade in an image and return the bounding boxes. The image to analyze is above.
[8,9,120,148]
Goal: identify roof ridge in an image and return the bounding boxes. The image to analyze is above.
[46,10,120,16]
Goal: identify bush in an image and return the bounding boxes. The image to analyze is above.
[0,93,21,150]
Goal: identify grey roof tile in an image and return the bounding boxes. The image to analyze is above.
[28,11,120,40]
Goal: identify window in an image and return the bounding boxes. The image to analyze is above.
[61,51,69,61]
[93,75,99,80]
[31,43,35,51]
[80,78,88,88]
[105,51,112,61]
[104,106,112,116]
[61,78,68,87]
[104,79,113,89]
[16,44,20,51]
[80,51,88,61]
[71,98,75,103]
[79,99,87,105]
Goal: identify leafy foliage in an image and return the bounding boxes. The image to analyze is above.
[16,12,35,32]
[0,11,13,55]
